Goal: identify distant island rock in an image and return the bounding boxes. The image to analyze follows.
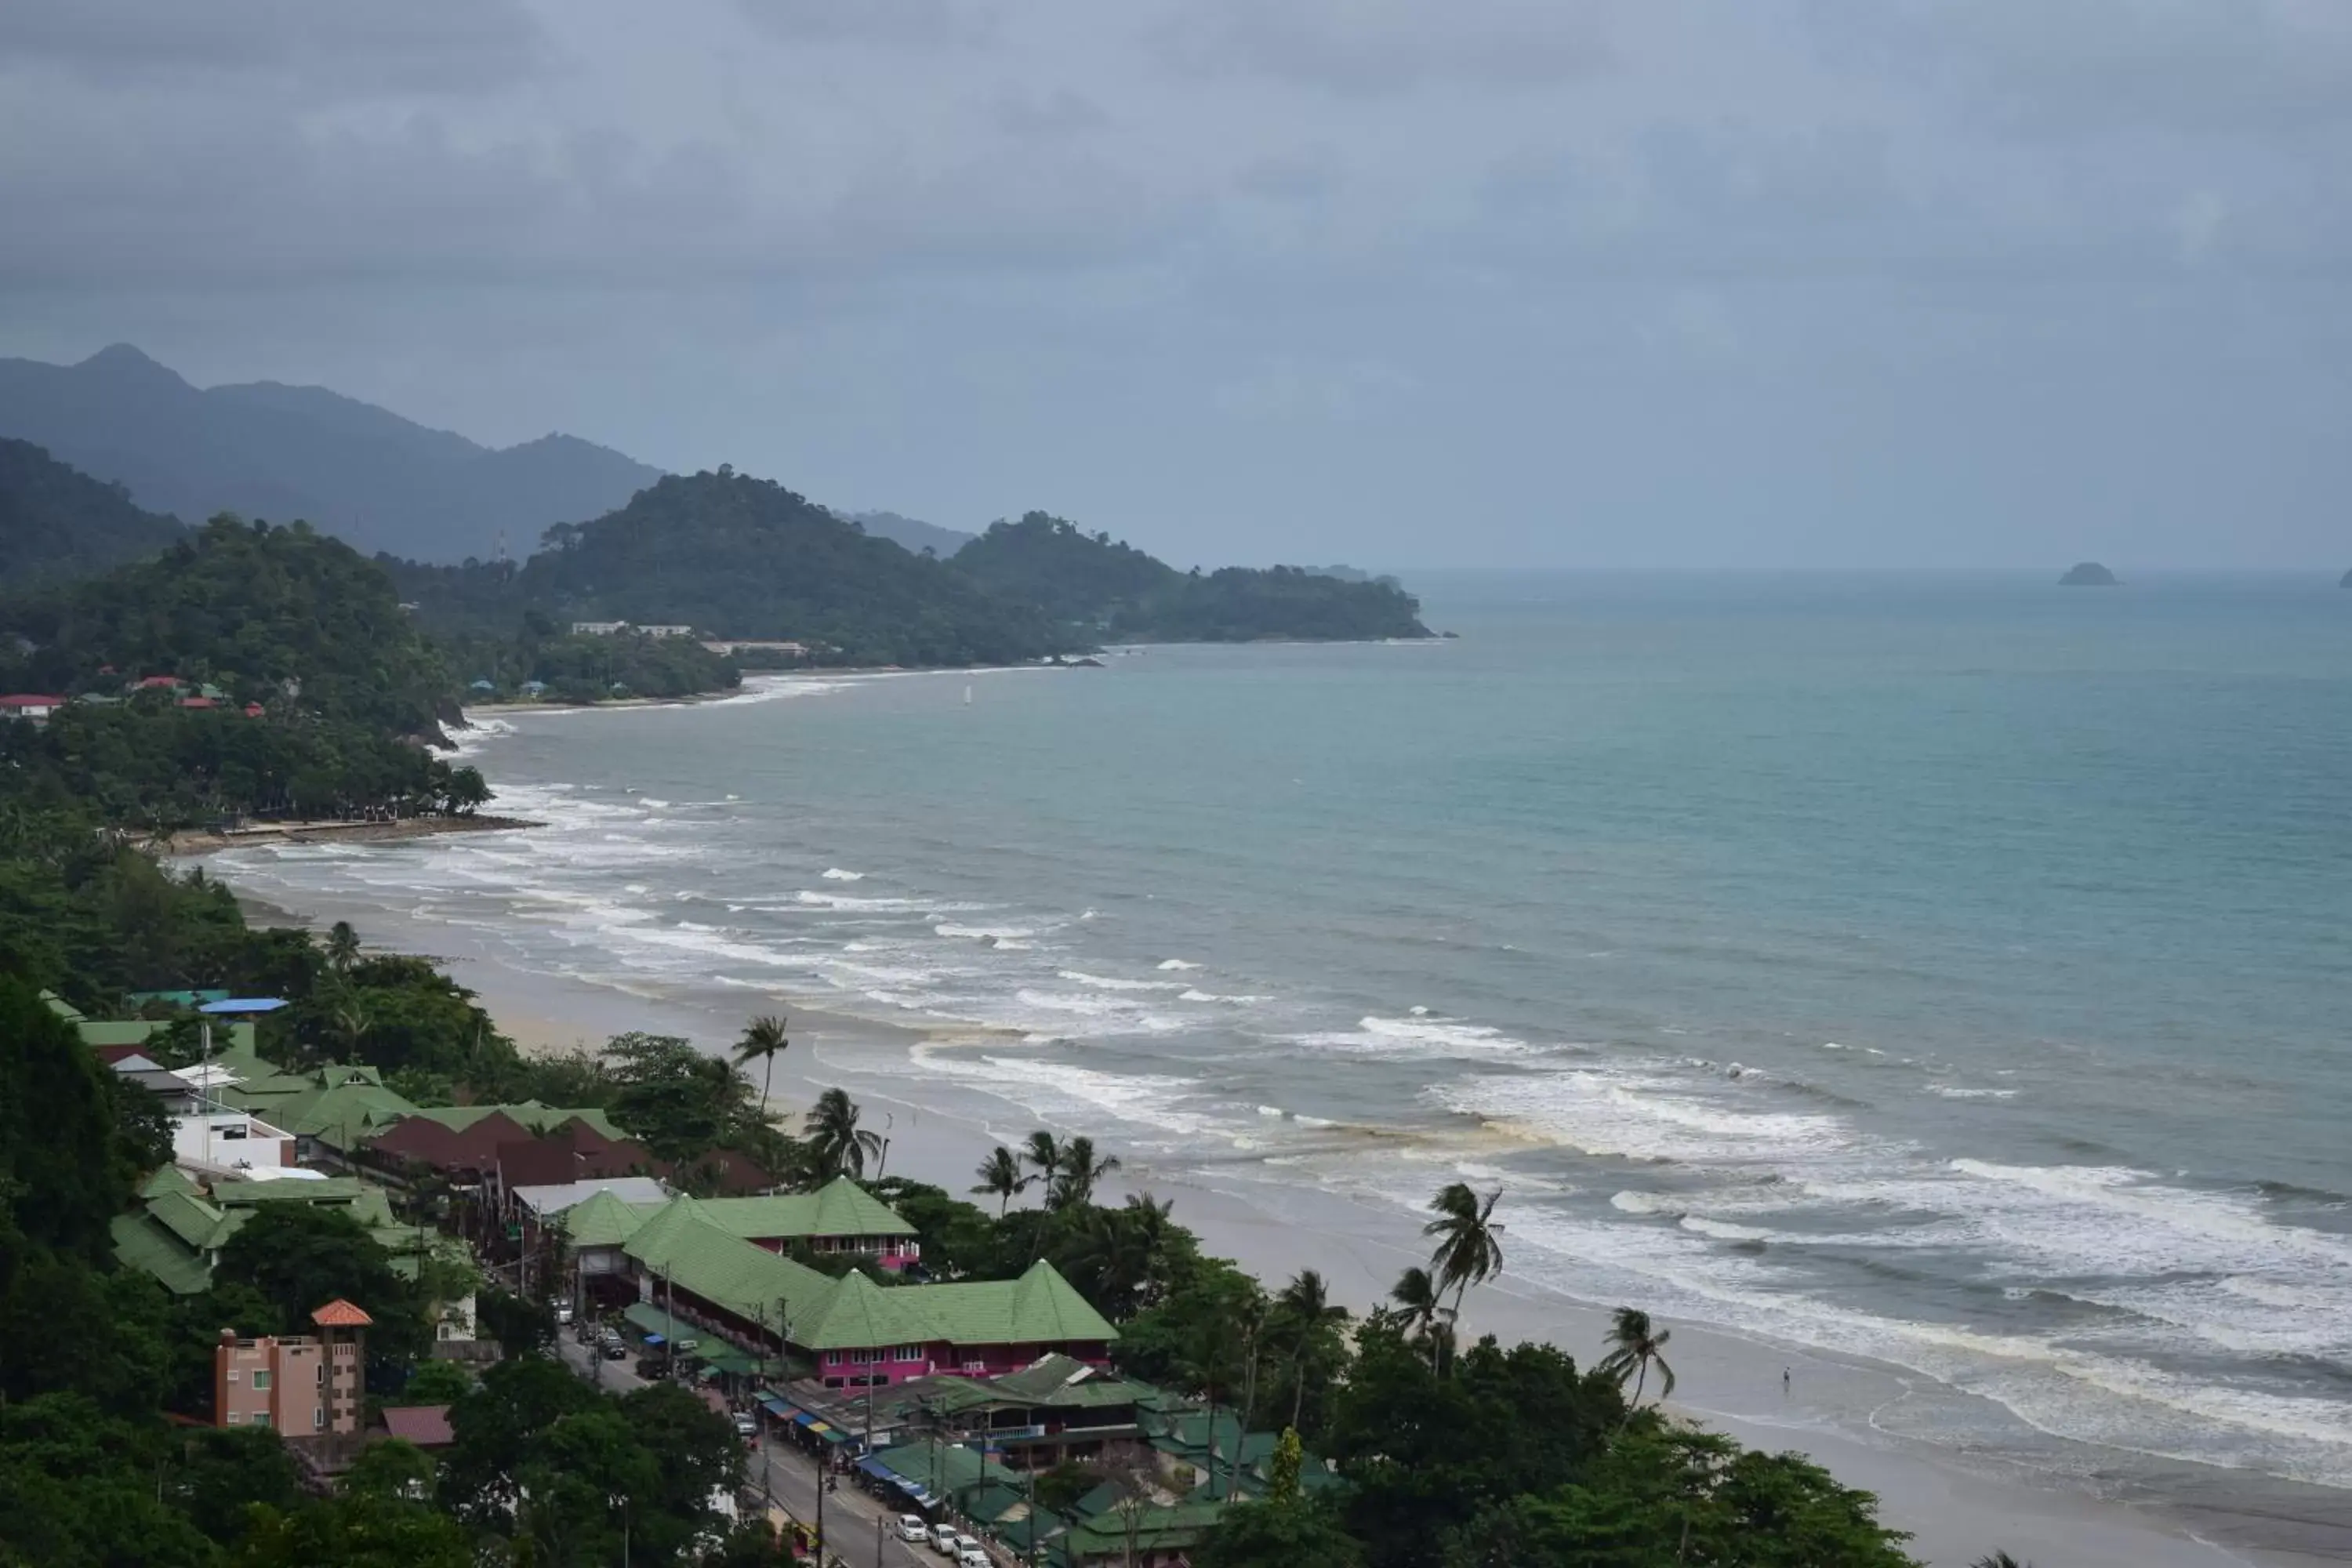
[2060,562,2119,586]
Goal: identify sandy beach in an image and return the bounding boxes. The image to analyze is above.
[219,876,2350,1568]
[166,813,539,857]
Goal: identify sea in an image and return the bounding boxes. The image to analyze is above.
[212,570,2352,1504]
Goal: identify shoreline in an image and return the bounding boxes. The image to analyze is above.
[207,873,2340,1568]
[163,813,539,858]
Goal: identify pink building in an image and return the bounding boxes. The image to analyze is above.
[214,1299,372,1435]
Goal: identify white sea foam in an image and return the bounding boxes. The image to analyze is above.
[1443,1069,1853,1163]
[1289,1014,1532,1058]
[796,890,976,913]
[822,868,865,881]
[1179,988,1266,1004]
[1156,959,1200,971]
[1057,970,1184,993]
[1681,1215,1777,1242]
[1926,1084,2017,1100]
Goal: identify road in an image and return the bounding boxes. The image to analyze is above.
[554,1337,938,1568]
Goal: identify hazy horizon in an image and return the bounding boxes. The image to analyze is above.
[3,2,2347,570]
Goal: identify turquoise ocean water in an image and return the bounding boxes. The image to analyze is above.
[218,571,2352,1496]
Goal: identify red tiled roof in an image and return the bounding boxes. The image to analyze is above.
[382,1404,455,1446]
[0,694,66,708]
[89,1042,156,1064]
[311,1299,374,1327]
[177,696,219,710]
[135,675,182,689]
[243,702,265,717]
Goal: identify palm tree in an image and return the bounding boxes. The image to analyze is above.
[1273,1269,1350,1429]
[1020,1130,1065,1192]
[1049,1135,1123,1210]
[802,1087,884,1179]
[1596,1306,1676,1417]
[325,920,361,975]
[1424,1182,1504,1320]
[1971,1556,2031,1568]
[1388,1265,1457,1374]
[971,1145,1033,1217]
[1389,1266,1445,1338]
[731,1014,790,1120]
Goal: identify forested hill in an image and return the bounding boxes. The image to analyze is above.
[0,438,187,587]
[2,517,457,737]
[400,468,1073,667]
[953,511,1432,642]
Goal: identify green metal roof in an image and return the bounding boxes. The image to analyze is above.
[111,1214,214,1295]
[557,1189,659,1247]
[620,1200,1115,1353]
[217,1064,421,1150]
[147,1189,232,1250]
[1054,1497,1228,1563]
[690,1176,916,1240]
[140,1165,201,1200]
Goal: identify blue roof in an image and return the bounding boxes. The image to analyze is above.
[201,998,288,1014]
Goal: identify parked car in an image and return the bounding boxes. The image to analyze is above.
[956,1548,991,1568]
[734,1412,758,1439]
[896,1515,929,1542]
[601,1341,627,1360]
[554,1303,573,1325]
[930,1523,960,1553]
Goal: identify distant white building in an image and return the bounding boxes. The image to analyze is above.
[572,621,696,639]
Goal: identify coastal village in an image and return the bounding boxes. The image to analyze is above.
[63,985,1336,1566]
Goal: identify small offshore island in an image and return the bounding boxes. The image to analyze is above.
[2060,561,2121,586]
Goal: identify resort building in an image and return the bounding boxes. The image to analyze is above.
[619,1195,1114,1388]
[214,1300,371,1435]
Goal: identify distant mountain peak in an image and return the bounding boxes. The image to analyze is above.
[77,342,189,390]
[0,345,666,562]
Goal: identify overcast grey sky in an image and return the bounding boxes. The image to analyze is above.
[2,0,2347,567]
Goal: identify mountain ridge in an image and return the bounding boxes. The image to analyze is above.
[0,344,663,564]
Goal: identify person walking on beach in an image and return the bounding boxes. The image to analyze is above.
[1783,1367,1791,1395]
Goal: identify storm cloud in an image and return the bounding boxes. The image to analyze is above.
[0,0,2343,567]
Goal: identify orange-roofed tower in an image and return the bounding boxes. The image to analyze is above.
[311,1300,371,1433]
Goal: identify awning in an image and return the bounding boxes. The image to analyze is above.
[861,1457,936,1505]
[759,1395,795,1418]
[643,1333,666,1348]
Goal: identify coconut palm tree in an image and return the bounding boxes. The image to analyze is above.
[1596,1306,1676,1417]
[325,920,361,975]
[731,1014,790,1120]
[1020,1130,1065,1192]
[1388,1265,1457,1374]
[1971,1556,2031,1568]
[1049,1135,1122,1210]
[971,1145,1033,1216]
[1424,1182,1504,1319]
[802,1087,884,1179]
[1273,1268,1350,1428]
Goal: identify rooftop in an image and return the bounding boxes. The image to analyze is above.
[622,1198,1115,1352]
